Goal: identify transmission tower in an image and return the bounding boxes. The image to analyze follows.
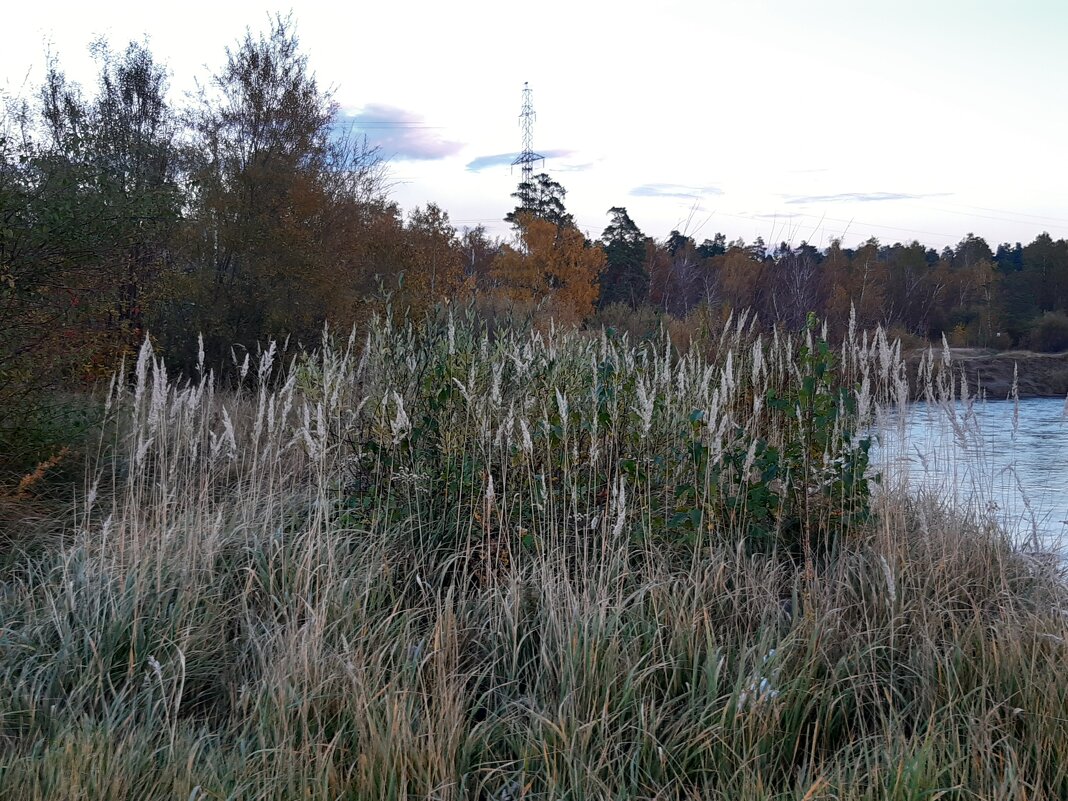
[510,82,544,200]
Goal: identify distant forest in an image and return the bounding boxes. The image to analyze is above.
[4,16,1068,435]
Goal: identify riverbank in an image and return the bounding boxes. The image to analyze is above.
[907,347,1068,398]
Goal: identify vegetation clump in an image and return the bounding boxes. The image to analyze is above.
[0,312,1064,800]
[1029,311,1068,353]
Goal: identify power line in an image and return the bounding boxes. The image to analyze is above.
[694,208,959,242]
[932,200,1068,226]
[329,121,445,129]
[907,202,1068,235]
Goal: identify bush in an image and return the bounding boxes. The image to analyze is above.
[886,325,929,354]
[0,393,99,488]
[590,302,662,342]
[1029,311,1068,352]
[331,311,882,561]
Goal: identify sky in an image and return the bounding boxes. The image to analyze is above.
[3,0,1067,250]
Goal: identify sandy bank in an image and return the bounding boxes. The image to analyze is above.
[907,348,1068,398]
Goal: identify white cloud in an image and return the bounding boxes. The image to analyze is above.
[337,104,462,161]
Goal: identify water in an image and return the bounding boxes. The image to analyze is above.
[871,397,1068,551]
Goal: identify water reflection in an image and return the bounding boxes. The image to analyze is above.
[871,397,1068,550]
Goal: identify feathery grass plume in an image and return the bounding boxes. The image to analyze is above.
[0,312,1065,799]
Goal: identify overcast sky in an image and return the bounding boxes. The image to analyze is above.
[4,0,1067,249]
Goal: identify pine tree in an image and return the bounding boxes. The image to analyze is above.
[599,206,649,308]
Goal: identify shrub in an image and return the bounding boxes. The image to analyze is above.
[1029,311,1068,352]
[886,325,928,354]
[332,310,884,562]
[590,302,662,342]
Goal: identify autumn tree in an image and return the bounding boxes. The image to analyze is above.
[1,39,185,440]
[0,45,176,466]
[399,203,466,310]
[30,43,182,350]
[459,224,500,291]
[490,213,604,325]
[714,240,766,316]
[164,14,386,364]
[821,237,885,330]
[86,41,183,347]
[880,241,942,335]
[765,243,823,328]
[935,234,1000,345]
[0,114,107,448]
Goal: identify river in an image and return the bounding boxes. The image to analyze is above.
[871,397,1068,551]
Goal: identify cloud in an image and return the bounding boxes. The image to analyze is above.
[334,104,462,161]
[465,149,574,172]
[751,212,805,219]
[630,183,724,200]
[784,191,949,204]
[551,161,595,173]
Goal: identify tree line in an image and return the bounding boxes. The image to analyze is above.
[615,223,1068,352]
[4,15,1068,461]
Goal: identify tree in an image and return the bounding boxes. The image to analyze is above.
[490,213,604,325]
[697,233,726,259]
[505,172,574,230]
[0,117,102,434]
[881,241,941,335]
[715,242,765,315]
[822,237,885,329]
[952,233,994,271]
[667,229,694,257]
[599,206,649,308]
[402,203,465,308]
[1,42,185,464]
[459,224,499,290]
[1023,232,1068,313]
[87,40,182,348]
[766,244,823,328]
[168,14,386,364]
[649,230,715,316]
[996,241,1031,342]
[1,39,181,395]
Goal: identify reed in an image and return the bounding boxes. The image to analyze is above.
[0,309,1063,800]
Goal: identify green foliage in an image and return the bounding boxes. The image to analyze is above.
[663,315,873,556]
[599,206,649,308]
[0,393,99,482]
[332,310,876,568]
[1,38,182,474]
[1029,311,1068,352]
[505,172,574,230]
[763,315,873,553]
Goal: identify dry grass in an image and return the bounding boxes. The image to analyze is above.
[0,310,1065,800]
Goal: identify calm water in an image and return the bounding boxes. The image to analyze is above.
[871,397,1068,551]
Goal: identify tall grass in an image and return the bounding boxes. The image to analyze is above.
[0,310,1065,800]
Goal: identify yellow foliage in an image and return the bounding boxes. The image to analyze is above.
[489,215,605,326]
[11,447,70,500]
